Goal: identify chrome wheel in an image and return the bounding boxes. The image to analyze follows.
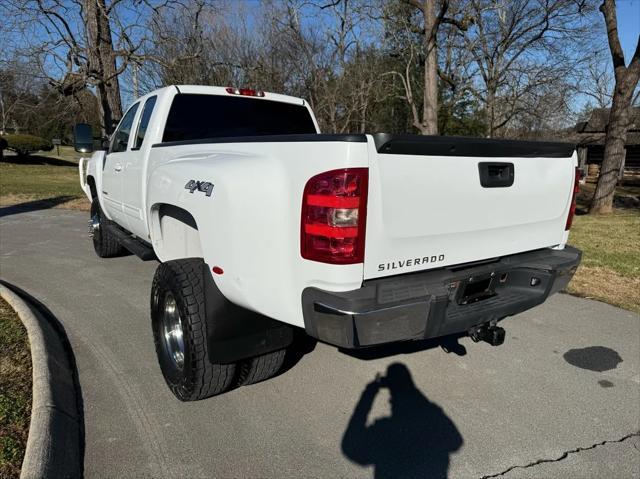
[88,213,100,238]
[162,293,185,370]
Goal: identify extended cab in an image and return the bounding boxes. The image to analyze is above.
[76,85,581,401]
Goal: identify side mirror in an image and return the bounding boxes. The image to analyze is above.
[73,123,94,153]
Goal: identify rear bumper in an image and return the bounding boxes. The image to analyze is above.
[302,246,581,349]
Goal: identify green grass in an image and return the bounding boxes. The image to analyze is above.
[567,208,640,313]
[49,145,85,162]
[0,297,32,478]
[0,146,88,209]
[569,212,640,278]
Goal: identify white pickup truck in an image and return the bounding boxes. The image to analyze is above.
[76,85,581,401]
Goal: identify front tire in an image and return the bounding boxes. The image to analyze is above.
[90,198,125,257]
[151,258,236,401]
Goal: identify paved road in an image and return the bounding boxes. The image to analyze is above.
[1,208,639,478]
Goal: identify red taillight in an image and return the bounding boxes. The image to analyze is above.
[225,87,265,97]
[301,168,368,264]
[565,167,580,230]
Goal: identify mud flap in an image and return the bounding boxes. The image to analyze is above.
[202,263,293,364]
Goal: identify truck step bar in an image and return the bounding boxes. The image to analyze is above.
[109,225,157,261]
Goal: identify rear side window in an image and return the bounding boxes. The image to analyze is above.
[134,96,157,149]
[162,94,317,143]
[111,103,139,153]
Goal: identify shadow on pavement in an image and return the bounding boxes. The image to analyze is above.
[275,328,318,378]
[342,363,463,479]
[1,154,78,167]
[0,196,76,218]
[340,334,467,360]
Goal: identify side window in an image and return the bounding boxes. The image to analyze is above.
[110,103,139,153]
[133,96,157,149]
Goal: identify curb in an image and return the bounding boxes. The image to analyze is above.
[0,281,84,479]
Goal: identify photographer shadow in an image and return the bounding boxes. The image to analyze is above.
[342,363,462,479]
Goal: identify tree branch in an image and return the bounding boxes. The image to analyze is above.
[600,0,626,70]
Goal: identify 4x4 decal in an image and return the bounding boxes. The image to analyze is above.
[185,180,214,197]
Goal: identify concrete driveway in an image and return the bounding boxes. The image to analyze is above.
[1,207,638,478]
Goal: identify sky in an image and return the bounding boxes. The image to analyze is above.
[617,0,640,62]
[2,0,639,115]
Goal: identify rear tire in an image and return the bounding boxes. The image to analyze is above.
[151,258,236,401]
[90,198,125,257]
[236,349,286,386]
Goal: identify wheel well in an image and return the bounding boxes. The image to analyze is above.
[87,176,97,199]
[150,204,203,261]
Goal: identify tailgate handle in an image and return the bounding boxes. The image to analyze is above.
[478,162,514,188]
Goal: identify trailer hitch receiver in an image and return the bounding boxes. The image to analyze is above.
[469,324,505,346]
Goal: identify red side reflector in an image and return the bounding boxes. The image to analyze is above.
[301,168,368,264]
[565,167,580,230]
[225,87,265,97]
[212,266,224,275]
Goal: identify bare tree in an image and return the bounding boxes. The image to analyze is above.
[462,0,592,138]
[1,0,180,134]
[0,0,617,145]
[84,0,123,133]
[2,0,121,133]
[0,61,44,134]
[590,0,640,214]
[579,51,615,109]
[0,59,100,139]
[255,0,382,133]
[436,12,481,134]
[383,0,470,134]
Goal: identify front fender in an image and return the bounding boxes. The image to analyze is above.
[81,151,110,215]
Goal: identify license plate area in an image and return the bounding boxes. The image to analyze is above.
[456,274,496,305]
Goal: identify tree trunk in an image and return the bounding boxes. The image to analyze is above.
[577,147,587,170]
[591,87,633,214]
[84,0,123,135]
[590,0,640,214]
[421,0,438,135]
[486,86,496,138]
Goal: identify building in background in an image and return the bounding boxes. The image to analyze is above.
[575,107,640,181]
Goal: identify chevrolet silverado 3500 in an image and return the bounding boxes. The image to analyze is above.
[76,85,581,401]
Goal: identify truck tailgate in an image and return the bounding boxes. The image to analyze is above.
[364,134,576,280]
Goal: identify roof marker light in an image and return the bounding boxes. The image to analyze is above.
[225,87,265,97]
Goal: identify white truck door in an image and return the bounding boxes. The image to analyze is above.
[122,95,157,238]
[102,102,139,226]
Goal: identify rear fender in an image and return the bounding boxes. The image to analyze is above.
[147,201,293,362]
[146,142,368,328]
[200,261,293,363]
[149,203,203,261]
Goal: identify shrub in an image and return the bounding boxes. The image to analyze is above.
[2,134,53,157]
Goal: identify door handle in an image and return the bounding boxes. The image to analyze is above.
[478,162,514,188]
[114,163,123,172]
